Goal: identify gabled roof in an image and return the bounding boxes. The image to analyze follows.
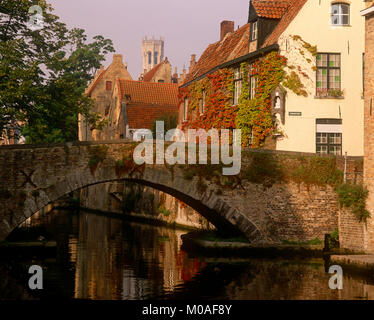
[182,0,307,85]
[183,23,251,84]
[118,79,179,106]
[262,0,307,47]
[251,0,289,19]
[86,69,107,96]
[142,62,163,82]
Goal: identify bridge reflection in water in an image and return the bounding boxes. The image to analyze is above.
[5,208,374,300]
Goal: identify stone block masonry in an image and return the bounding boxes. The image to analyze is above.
[0,141,363,245]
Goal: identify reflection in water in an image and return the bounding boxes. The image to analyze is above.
[3,208,374,300]
[69,212,205,300]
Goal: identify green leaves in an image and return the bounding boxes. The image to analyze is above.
[0,0,115,143]
[336,184,370,223]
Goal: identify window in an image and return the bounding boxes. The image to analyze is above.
[199,90,206,114]
[233,68,242,105]
[316,53,341,95]
[249,63,257,99]
[331,3,350,26]
[148,51,152,65]
[158,79,164,83]
[316,133,342,155]
[251,21,258,41]
[183,98,188,121]
[202,90,206,113]
[154,51,158,65]
[106,81,112,91]
[316,119,342,155]
[250,76,258,99]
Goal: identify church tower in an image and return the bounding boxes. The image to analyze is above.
[142,36,164,74]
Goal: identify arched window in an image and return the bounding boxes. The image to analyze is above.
[148,51,152,65]
[331,3,350,26]
[154,51,158,65]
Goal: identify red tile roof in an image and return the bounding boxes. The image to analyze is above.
[127,104,178,129]
[142,62,163,82]
[118,80,179,106]
[183,23,251,84]
[252,0,289,19]
[182,0,307,85]
[262,0,307,47]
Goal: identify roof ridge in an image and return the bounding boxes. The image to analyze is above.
[183,23,251,84]
[142,61,164,82]
[120,79,178,86]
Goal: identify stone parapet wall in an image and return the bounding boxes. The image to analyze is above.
[0,141,362,244]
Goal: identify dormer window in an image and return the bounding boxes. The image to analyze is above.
[331,3,350,26]
[251,21,258,41]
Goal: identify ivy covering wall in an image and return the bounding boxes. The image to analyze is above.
[180,52,288,147]
[179,36,319,148]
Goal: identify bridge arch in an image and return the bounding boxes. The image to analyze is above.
[0,142,263,242]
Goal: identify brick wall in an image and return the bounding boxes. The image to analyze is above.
[363,13,374,253]
[339,208,366,252]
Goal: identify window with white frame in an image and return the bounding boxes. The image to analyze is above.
[250,76,257,99]
[183,98,188,121]
[233,68,242,105]
[331,3,350,26]
[249,63,258,99]
[251,21,258,41]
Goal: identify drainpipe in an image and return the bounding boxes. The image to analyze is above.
[344,151,347,184]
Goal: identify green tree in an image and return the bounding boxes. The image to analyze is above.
[0,0,114,143]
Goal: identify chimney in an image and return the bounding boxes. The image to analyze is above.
[173,67,178,78]
[189,54,196,73]
[172,67,179,83]
[220,20,234,41]
[112,54,123,65]
[180,68,187,84]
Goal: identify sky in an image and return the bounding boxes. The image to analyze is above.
[48,0,250,79]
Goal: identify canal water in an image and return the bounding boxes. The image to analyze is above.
[2,208,374,300]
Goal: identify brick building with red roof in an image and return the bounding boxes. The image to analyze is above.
[99,78,179,140]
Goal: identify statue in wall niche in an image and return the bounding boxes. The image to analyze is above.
[271,85,286,125]
[274,95,281,109]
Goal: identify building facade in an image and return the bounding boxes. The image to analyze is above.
[179,0,365,156]
[139,57,173,83]
[108,78,179,139]
[79,54,132,141]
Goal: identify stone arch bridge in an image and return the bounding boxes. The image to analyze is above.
[0,141,363,243]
